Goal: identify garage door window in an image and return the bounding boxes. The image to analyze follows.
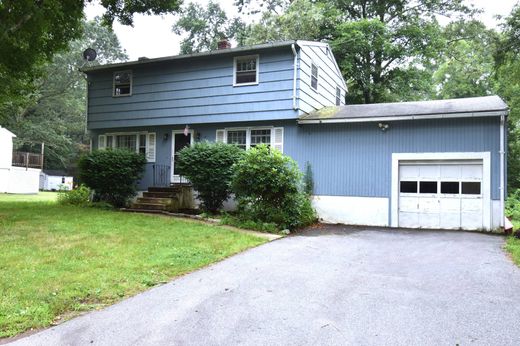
[419,181,437,193]
[400,181,417,193]
[462,182,481,195]
[441,181,459,194]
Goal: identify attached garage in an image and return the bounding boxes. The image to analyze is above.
[299,96,507,231]
[398,161,485,230]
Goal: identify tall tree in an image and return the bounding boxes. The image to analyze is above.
[173,1,247,54]
[3,18,127,170]
[244,0,336,45]
[329,0,473,103]
[495,4,520,191]
[432,20,498,100]
[0,0,181,112]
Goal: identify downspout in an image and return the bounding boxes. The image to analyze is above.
[500,114,505,229]
[291,43,298,110]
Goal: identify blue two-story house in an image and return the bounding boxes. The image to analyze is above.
[83,40,508,232]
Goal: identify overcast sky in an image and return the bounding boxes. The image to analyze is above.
[84,0,519,61]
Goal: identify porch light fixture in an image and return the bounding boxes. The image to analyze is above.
[163,133,169,141]
[184,124,190,136]
[378,123,389,131]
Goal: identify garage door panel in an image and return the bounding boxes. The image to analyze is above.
[461,212,483,230]
[440,165,461,180]
[461,198,482,212]
[399,165,420,180]
[399,196,418,212]
[418,198,440,213]
[398,160,484,231]
[440,213,460,229]
[461,165,482,179]
[418,165,440,180]
[440,198,460,212]
[418,213,440,229]
[399,212,419,228]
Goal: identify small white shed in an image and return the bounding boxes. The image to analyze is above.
[39,170,74,191]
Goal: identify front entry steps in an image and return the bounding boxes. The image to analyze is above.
[124,185,194,213]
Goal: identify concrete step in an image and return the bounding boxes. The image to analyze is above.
[137,197,173,204]
[148,187,180,193]
[143,191,177,198]
[131,202,168,211]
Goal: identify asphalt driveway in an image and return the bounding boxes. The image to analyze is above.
[9,226,520,345]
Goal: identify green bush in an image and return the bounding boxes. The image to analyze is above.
[57,185,91,207]
[177,141,244,213]
[220,214,278,233]
[231,144,317,230]
[78,149,147,208]
[506,189,520,230]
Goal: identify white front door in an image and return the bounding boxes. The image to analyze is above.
[398,161,484,230]
[171,130,194,183]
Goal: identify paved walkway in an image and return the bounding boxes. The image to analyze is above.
[9,226,520,345]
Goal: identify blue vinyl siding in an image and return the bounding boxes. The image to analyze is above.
[297,43,346,114]
[92,117,501,200]
[286,117,501,200]
[87,48,297,129]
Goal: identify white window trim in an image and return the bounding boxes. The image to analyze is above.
[100,132,155,161]
[310,61,319,92]
[390,152,491,230]
[233,55,260,87]
[335,86,341,106]
[217,126,282,152]
[112,70,133,97]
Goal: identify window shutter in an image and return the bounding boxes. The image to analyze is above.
[216,129,226,143]
[146,132,156,162]
[98,135,106,150]
[272,127,284,153]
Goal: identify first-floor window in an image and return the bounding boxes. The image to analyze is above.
[227,130,247,149]
[116,134,137,151]
[99,132,156,162]
[139,134,147,155]
[217,127,283,152]
[250,129,271,147]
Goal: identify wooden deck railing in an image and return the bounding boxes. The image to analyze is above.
[12,151,44,169]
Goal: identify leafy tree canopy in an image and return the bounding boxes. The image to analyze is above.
[0,0,181,109]
[432,20,498,100]
[172,1,247,54]
[2,18,127,170]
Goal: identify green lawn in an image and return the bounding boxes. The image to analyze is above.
[0,192,57,203]
[0,195,266,338]
[506,237,520,266]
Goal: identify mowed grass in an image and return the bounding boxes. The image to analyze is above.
[0,196,266,338]
[506,237,520,266]
[0,192,57,203]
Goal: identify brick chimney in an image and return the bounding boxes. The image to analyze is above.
[217,38,231,50]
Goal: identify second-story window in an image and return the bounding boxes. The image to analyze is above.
[311,63,319,91]
[113,70,132,96]
[336,86,341,106]
[234,55,259,86]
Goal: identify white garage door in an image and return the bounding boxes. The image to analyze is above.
[398,161,483,230]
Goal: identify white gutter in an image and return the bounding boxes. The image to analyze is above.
[298,111,508,124]
[291,44,298,110]
[500,114,506,228]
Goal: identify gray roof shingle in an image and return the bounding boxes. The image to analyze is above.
[299,96,508,123]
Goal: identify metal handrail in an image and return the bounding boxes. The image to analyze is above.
[152,164,171,187]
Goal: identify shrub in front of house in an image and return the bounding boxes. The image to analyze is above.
[57,185,92,207]
[78,149,147,207]
[231,144,317,230]
[177,141,244,213]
